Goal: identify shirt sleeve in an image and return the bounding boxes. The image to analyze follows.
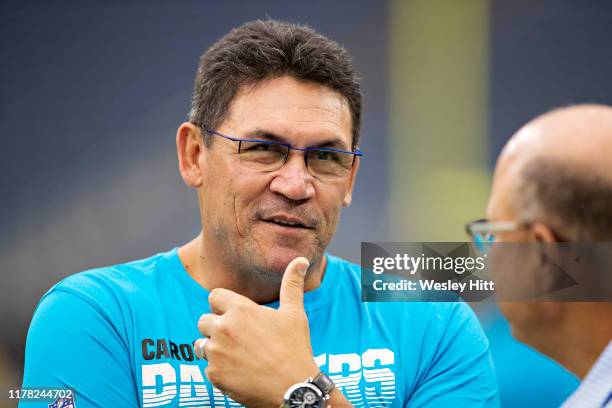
[406,303,500,408]
[20,288,138,408]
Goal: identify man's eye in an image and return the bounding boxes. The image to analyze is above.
[314,150,337,161]
[250,143,273,151]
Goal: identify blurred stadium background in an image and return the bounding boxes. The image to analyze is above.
[2,0,611,406]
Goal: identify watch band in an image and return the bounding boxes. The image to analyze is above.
[310,372,335,396]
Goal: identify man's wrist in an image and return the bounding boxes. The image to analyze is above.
[311,371,335,397]
[280,370,335,408]
[272,362,320,406]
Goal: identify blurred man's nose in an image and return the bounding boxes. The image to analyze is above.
[268,153,315,201]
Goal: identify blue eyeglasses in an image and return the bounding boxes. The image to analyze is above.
[203,127,363,180]
[465,218,524,253]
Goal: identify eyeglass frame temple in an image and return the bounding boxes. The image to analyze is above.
[465,220,522,238]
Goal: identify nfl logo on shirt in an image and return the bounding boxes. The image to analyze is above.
[48,396,76,408]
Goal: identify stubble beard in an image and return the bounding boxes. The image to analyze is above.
[210,215,330,292]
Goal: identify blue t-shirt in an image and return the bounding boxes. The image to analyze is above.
[22,249,499,407]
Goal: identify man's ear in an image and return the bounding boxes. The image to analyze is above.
[532,222,558,243]
[176,122,205,188]
[342,155,360,207]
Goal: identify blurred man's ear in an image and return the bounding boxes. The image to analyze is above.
[533,221,570,301]
[342,156,360,207]
[532,222,558,243]
[177,122,205,188]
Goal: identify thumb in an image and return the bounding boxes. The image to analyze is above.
[279,256,309,312]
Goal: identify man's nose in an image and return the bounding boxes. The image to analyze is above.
[268,153,315,201]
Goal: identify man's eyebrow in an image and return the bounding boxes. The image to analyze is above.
[247,129,287,143]
[311,138,350,150]
[247,129,350,150]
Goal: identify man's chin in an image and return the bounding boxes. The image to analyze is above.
[499,302,537,342]
[262,246,315,274]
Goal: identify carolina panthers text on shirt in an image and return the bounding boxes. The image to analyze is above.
[141,339,396,408]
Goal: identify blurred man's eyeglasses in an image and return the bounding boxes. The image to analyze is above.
[465,218,524,253]
[202,127,363,181]
[466,218,567,252]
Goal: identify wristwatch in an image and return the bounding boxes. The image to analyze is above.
[281,372,335,408]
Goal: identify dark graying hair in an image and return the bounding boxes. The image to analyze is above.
[516,159,612,240]
[189,19,362,149]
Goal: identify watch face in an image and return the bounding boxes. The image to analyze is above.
[287,383,323,408]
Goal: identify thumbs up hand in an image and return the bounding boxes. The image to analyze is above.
[195,257,320,408]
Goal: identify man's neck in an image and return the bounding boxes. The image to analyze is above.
[177,233,326,304]
[558,334,609,379]
[537,306,612,379]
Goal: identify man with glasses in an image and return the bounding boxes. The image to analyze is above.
[467,104,612,407]
[22,20,498,407]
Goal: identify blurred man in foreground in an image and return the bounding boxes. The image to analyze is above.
[22,20,498,407]
[476,104,612,407]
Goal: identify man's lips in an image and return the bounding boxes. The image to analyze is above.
[260,213,315,229]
